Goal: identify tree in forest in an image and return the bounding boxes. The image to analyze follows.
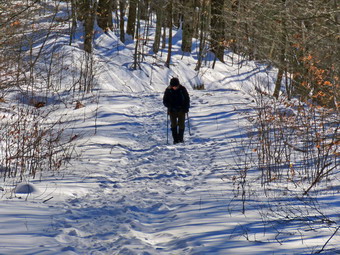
[195,0,209,71]
[152,0,165,54]
[69,0,78,45]
[210,0,225,63]
[165,0,173,68]
[97,0,114,31]
[272,0,288,99]
[181,0,195,53]
[119,0,126,42]
[76,0,97,53]
[133,0,142,69]
[140,0,150,21]
[127,0,137,39]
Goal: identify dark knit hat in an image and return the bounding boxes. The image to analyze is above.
[170,77,180,87]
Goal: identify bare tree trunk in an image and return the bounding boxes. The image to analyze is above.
[119,0,126,42]
[97,0,114,31]
[69,0,78,45]
[181,0,194,53]
[273,0,287,99]
[195,0,208,71]
[165,0,173,68]
[133,0,141,69]
[140,0,150,20]
[127,0,137,39]
[83,0,97,54]
[152,1,164,54]
[210,0,225,63]
[162,25,166,49]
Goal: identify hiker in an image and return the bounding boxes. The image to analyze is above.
[163,77,190,144]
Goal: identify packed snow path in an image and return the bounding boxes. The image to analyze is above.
[1,88,338,254]
[52,89,260,254]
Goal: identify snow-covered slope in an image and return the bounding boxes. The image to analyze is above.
[0,5,339,255]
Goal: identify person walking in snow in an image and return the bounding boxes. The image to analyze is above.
[163,77,190,144]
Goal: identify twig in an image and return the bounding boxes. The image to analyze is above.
[284,141,308,153]
[315,226,340,254]
[43,196,54,203]
[303,163,335,195]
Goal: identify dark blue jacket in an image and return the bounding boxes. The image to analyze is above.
[163,85,190,113]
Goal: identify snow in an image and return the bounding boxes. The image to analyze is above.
[0,2,339,254]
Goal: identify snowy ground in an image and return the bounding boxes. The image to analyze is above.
[0,4,339,254]
[0,88,290,255]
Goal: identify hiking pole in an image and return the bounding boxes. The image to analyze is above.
[187,112,192,136]
[166,112,169,144]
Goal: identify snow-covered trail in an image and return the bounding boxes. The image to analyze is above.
[51,88,259,254]
[1,83,334,254]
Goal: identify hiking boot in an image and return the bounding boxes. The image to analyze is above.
[178,129,185,143]
[171,128,179,144]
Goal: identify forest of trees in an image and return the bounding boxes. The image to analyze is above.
[0,0,339,107]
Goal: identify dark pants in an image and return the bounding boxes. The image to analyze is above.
[169,111,185,143]
[169,111,185,130]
